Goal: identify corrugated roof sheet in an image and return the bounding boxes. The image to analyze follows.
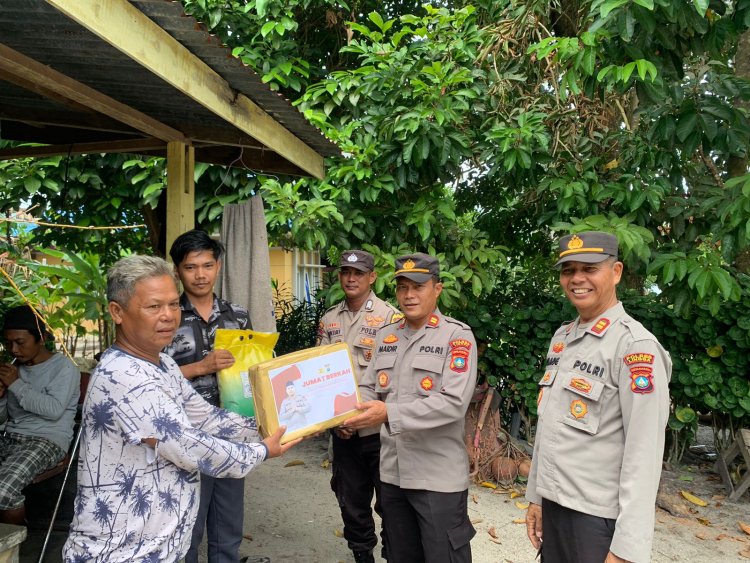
[0,0,339,176]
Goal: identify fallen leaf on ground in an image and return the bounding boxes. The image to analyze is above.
[679,475,694,481]
[680,490,708,506]
[242,533,253,540]
[695,532,708,540]
[470,518,483,525]
[488,527,498,539]
[284,459,305,467]
[479,481,497,489]
[712,494,726,501]
[489,537,502,545]
[739,547,750,559]
[740,522,750,536]
[320,459,330,469]
[510,491,523,499]
[512,518,526,524]
[697,518,712,526]
[515,500,530,510]
[333,529,344,538]
[472,494,478,504]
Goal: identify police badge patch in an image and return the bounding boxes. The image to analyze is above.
[570,399,588,419]
[449,339,471,373]
[378,371,389,387]
[630,367,654,394]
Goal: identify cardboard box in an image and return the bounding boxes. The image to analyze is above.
[249,342,362,443]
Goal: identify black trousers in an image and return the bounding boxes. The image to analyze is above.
[540,499,615,563]
[331,432,385,553]
[380,483,475,563]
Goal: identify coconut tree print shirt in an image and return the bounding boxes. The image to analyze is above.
[63,347,267,563]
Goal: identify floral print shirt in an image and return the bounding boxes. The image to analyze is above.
[63,346,266,562]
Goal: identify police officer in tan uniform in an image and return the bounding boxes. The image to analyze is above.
[344,253,477,563]
[526,232,671,563]
[318,250,400,563]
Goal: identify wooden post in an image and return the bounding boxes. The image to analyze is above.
[166,142,195,256]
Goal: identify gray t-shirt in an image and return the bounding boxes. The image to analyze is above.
[0,352,80,451]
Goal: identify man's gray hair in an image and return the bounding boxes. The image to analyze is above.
[107,255,175,306]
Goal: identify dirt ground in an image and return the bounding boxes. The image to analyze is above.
[226,434,750,563]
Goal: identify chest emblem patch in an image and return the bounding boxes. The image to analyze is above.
[360,337,374,347]
[378,372,389,387]
[630,368,654,394]
[383,334,399,344]
[569,377,593,395]
[552,342,565,353]
[541,372,552,384]
[420,376,434,391]
[570,399,588,419]
[364,350,372,362]
[449,339,471,373]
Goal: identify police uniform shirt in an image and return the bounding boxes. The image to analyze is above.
[359,309,478,493]
[527,302,671,563]
[318,290,399,436]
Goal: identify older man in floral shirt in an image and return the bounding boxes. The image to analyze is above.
[63,255,296,562]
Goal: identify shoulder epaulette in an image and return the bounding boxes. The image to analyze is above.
[621,316,655,340]
[444,316,471,330]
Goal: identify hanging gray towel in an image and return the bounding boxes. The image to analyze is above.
[218,195,277,332]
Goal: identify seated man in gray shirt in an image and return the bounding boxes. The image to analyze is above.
[0,304,80,525]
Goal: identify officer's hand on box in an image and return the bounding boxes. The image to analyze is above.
[341,400,387,430]
[333,427,354,439]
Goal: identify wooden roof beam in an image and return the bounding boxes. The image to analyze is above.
[47,0,326,179]
[0,137,166,160]
[0,42,188,144]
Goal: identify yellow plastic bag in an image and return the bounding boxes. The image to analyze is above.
[215,329,279,418]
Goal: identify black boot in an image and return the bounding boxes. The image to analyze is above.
[353,549,375,563]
